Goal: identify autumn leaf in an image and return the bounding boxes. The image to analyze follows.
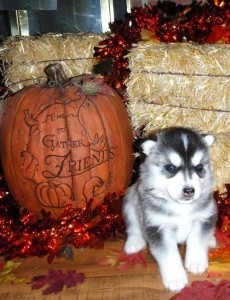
[100,249,147,271]
[170,280,230,300]
[140,28,160,43]
[209,246,230,262]
[208,229,230,277]
[215,229,230,247]
[31,269,85,295]
[0,260,27,283]
[208,261,230,277]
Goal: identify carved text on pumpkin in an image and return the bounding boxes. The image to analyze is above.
[21,97,118,207]
[42,134,90,151]
[44,112,76,123]
[42,147,116,178]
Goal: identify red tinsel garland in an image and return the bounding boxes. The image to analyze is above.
[94,0,230,90]
[215,184,230,233]
[0,171,125,262]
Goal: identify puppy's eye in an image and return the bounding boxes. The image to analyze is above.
[195,164,204,173]
[165,164,178,174]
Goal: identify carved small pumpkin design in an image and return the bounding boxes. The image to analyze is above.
[35,181,72,208]
[0,64,133,218]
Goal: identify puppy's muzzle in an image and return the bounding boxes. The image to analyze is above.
[183,187,195,198]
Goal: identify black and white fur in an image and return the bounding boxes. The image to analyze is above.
[123,127,217,292]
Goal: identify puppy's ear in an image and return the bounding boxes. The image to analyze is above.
[202,134,216,146]
[141,140,156,155]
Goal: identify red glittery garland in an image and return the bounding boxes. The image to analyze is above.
[0,171,125,262]
[215,184,230,233]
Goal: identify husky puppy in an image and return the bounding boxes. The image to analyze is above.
[123,127,217,292]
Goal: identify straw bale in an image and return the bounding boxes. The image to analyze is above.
[0,33,107,92]
[126,41,230,190]
[126,42,230,111]
[127,102,229,135]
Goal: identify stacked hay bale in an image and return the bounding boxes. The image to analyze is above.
[126,41,230,190]
[0,35,229,189]
[0,33,106,93]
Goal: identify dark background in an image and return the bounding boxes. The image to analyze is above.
[0,0,128,38]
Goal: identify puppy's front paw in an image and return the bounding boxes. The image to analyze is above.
[162,271,188,292]
[124,235,146,254]
[185,257,208,274]
[185,245,209,274]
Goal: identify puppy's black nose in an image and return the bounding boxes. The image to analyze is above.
[183,187,195,197]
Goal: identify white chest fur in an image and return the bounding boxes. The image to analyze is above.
[145,201,214,244]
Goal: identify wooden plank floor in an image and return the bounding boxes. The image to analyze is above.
[0,236,229,300]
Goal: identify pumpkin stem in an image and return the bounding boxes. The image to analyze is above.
[44,63,68,87]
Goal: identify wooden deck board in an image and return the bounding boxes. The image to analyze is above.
[0,237,228,300]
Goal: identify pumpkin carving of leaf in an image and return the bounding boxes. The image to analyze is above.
[21,151,39,181]
[90,134,107,152]
[23,109,39,135]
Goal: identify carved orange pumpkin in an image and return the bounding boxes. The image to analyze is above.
[0,64,133,218]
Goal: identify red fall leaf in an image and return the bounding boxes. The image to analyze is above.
[170,280,230,300]
[31,269,85,295]
[100,249,147,271]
